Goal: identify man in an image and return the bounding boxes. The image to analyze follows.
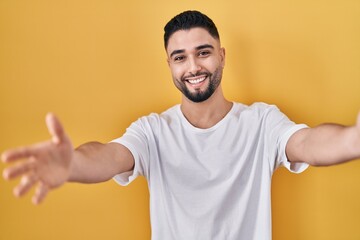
[2,10,360,239]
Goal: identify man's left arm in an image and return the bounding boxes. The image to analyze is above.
[286,112,360,166]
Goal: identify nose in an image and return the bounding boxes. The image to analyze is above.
[187,56,201,75]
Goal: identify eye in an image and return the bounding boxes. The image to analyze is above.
[173,55,185,62]
[198,50,210,57]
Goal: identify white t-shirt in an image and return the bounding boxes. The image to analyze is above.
[112,102,308,240]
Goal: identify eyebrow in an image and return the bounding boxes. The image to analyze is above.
[196,44,214,51]
[169,44,214,58]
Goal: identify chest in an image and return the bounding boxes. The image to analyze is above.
[151,122,268,190]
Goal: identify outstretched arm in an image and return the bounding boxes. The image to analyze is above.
[286,112,360,166]
[1,113,134,204]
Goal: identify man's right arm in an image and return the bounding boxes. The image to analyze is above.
[69,141,134,183]
[1,113,134,204]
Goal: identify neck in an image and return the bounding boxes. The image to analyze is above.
[180,85,232,129]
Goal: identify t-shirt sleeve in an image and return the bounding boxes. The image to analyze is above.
[111,118,150,186]
[265,105,309,173]
[276,123,309,173]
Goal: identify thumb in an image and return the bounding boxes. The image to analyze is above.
[46,113,66,145]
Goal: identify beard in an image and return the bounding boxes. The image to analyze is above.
[173,66,223,103]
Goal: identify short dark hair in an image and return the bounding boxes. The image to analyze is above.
[164,10,220,49]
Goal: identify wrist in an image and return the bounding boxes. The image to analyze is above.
[67,150,78,182]
[347,126,360,158]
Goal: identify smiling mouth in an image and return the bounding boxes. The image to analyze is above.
[185,75,207,85]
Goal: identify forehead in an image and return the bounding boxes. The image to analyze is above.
[166,27,220,55]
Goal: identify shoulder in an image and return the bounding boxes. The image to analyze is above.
[134,105,180,128]
[247,102,279,112]
[232,102,280,118]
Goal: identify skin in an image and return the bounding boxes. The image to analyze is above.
[166,28,232,129]
[2,27,360,205]
[1,114,134,204]
[287,120,360,166]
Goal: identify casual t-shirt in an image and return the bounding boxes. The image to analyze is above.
[111,102,308,240]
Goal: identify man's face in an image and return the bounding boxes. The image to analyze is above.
[166,27,225,103]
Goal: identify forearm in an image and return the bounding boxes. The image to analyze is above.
[69,142,134,183]
[288,124,360,166]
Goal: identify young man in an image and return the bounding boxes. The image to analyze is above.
[2,10,360,239]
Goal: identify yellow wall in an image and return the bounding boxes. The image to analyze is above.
[0,0,359,239]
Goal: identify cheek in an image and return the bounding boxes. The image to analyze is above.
[170,65,185,79]
[203,57,222,71]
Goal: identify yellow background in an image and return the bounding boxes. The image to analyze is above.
[0,0,359,239]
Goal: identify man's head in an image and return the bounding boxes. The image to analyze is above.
[164,11,225,103]
[164,10,220,50]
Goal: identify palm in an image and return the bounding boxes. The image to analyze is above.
[30,137,73,188]
[357,112,360,134]
[1,113,73,204]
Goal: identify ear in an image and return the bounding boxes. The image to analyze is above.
[220,47,226,68]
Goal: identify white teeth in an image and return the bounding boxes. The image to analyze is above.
[188,77,206,84]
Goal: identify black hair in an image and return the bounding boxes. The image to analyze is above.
[164,10,220,49]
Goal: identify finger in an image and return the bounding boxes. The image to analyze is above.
[32,182,49,205]
[13,174,38,197]
[1,146,38,163]
[46,113,65,145]
[3,160,35,180]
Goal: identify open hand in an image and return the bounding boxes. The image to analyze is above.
[2,113,74,204]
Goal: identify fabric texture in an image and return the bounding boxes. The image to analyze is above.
[111,102,308,240]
